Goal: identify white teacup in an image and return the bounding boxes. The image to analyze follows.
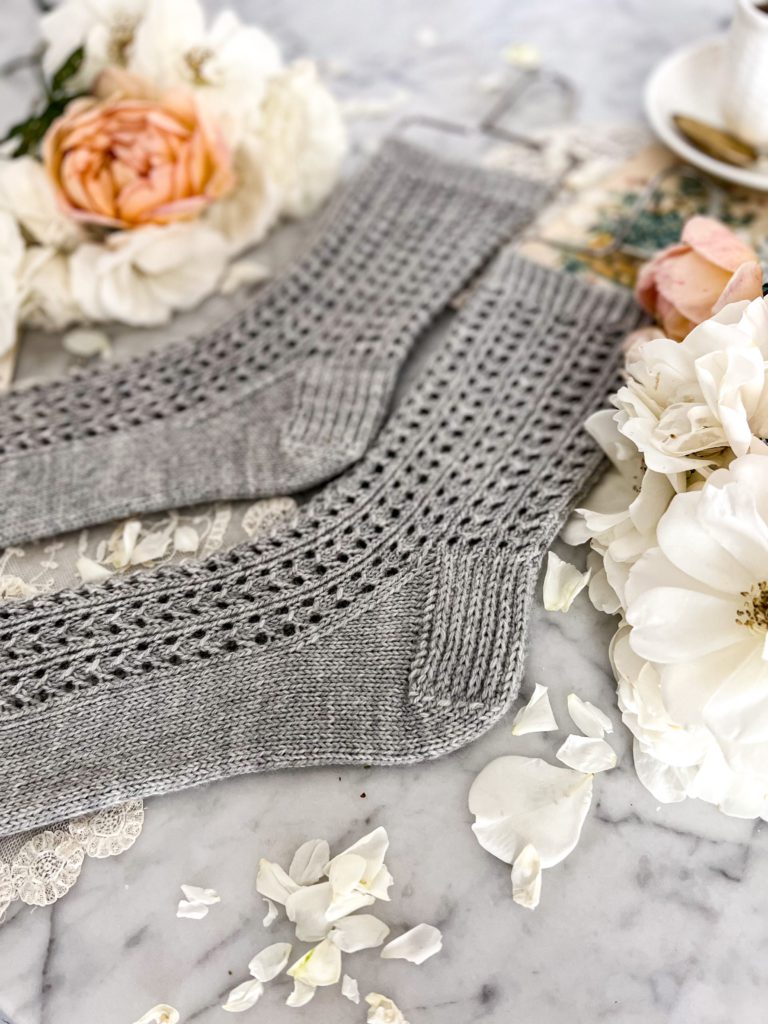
[721,0,768,150]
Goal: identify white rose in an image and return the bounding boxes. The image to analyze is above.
[129,0,282,143]
[40,0,149,85]
[0,158,83,251]
[623,455,768,817]
[70,223,228,326]
[614,296,768,477]
[260,60,347,219]
[562,409,675,612]
[0,210,25,356]
[19,248,84,331]
[204,139,280,255]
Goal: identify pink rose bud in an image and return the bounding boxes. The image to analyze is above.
[634,215,763,341]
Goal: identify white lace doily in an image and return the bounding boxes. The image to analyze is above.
[0,496,298,920]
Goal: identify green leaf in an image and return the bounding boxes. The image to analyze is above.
[50,46,84,97]
[1,96,73,157]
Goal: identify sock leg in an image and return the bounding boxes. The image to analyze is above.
[0,140,547,546]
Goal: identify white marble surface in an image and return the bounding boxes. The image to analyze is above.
[2,1,765,1022]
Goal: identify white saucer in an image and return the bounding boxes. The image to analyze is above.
[644,35,768,192]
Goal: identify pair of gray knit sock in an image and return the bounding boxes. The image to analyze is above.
[0,140,646,837]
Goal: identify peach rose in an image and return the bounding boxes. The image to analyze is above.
[635,215,763,341]
[43,72,235,229]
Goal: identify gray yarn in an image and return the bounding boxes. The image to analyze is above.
[0,139,547,548]
[0,252,644,837]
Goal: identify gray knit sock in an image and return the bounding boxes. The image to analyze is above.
[0,139,547,548]
[0,253,644,837]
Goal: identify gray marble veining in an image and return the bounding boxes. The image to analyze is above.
[1,0,762,1022]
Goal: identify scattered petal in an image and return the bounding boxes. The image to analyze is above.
[285,881,335,941]
[220,259,271,295]
[342,974,360,1003]
[328,852,367,896]
[132,1007,180,1024]
[543,551,591,612]
[286,880,374,940]
[130,530,171,565]
[76,556,113,583]
[289,838,330,885]
[329,827,391,900]
[511,683,558,736]
[262,897,278,927]
[173,525,199,554]
[381,923,442,965]
[330,914,390,952]
[567,693,614,738]
[248,941,292,982]
[511,844,542,909]
[62,327,111,360]
[176,900,209,920]
[286,979,315,1007]
[366,992,410,1024]
[222,978,264,1013]
[256,858,300,905]
[469,756,594,867]
[180,884,220,905]
[287,937,342,988]
[366,864,394,901]
[556,735,617,773]
[326,889,377,921]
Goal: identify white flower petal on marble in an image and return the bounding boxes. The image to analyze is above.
[173,525,199,554]
[248,941,292,982]
[556,735,617,774]
[256,857,300,904]
[287,937,342,988]
[132,1005,180,1024]
[365,992,410,1024]
[62,327,111,360]
[286,979,316,1006]
[380,923,442,964]
[567,693,614,738]
[511,843,542,910]
[285,881,335,941]
[177,883,220,919]
[469,755,594,868]
[180,884,220,905]
[542,551,591,612]
[511,683,558,736]
[330,913,390,952]
[326,888,377,921]
[177,900,210,919]
[328,852,367,898]
[76,555,113,583]
[286,880,374,940]
[289,838,330,885]
[341,974,360,1003]
[262,897,278,927]
[222,978,264,1012]
[329,826,392,900]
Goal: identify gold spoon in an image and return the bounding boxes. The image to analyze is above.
[673,114,759,168]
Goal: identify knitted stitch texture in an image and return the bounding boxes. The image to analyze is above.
[0,253,644,837]
[0,139,547,548]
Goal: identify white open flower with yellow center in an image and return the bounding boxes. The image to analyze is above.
[625,455,768,817]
